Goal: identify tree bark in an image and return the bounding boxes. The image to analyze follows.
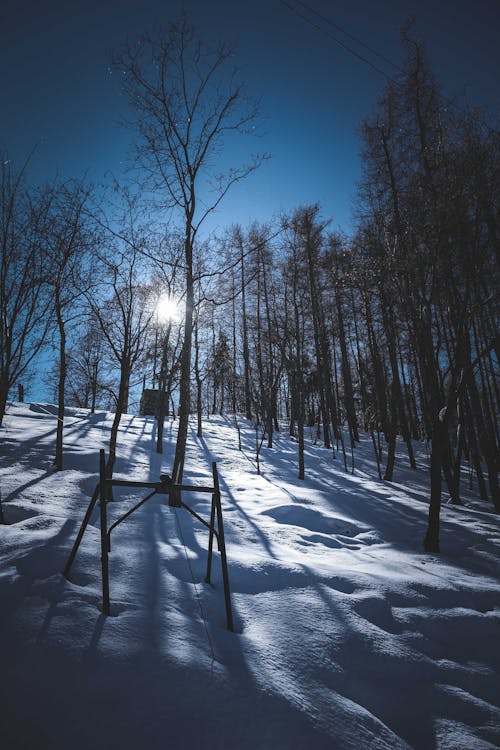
[172,230,194,484]
[54,291,66,471]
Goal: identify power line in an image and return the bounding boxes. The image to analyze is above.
[278,0,498,135]
[277,0,395,83]
[294,0,404,75]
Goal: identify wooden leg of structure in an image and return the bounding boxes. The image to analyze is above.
[63,483,99,578]
[99,449,110,615]
[212,462,234,632]
[205,493,216,585]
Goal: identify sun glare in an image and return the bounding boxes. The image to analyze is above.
[156,295,181,323]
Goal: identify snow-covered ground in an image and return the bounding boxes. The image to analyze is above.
[1,402,499,750]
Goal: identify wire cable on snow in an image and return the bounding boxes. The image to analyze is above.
[173,506,217,668]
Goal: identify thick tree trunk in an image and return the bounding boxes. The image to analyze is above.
[383,383,397,481]
[196,376,203,438]
[172,233,194,484]
[155,326,172,454]
[290,247,306,479]
[381,294,416,470]
[54,297,66,472]
[297,384,305,480]
[263,259,275,449]
[194,315,203,438]
[231,285,238,417]
[90,361,98,414]
[336,291,359,443]
[0,381,9,428]
[240,237,252,421]
[465,358,500,511]
[424,416,443,553]
[106,360,131,481]
[364,293,388,437]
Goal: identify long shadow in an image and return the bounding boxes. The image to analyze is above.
[2,519,77,623]
[0,426,58,469]
[2,412,443,749]
[232,428,500,748]
[85,613,106,662]
[150,430,240,632]
[36,573,70,646]
[119,499,166,651]
[2,414,315,746]
[148,425,174,473]
[148,478,340,747]
[309,579,438,749]
[190,426,277,559]
[256,441,433,551]
[3,470,54,504]
[301,458,500,576]
[184,434,414,746]
[0,409,106,471]
[99,487,222,656]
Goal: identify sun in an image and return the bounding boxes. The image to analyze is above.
[156,295,181,323]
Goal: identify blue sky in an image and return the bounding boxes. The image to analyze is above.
[2,0,499,236]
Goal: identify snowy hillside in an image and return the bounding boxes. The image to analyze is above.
[1,403,499,750]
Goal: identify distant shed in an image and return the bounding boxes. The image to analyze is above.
[139,389,160,416]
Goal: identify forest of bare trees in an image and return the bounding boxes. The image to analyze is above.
[1,23,498,552]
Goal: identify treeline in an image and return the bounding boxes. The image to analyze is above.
[192,38,499,548]
[1,31,498,550]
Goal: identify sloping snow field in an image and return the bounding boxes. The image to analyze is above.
[1,402,499,749]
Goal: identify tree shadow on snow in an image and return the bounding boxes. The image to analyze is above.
[190,426,277,560]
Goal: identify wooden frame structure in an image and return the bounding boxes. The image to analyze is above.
[64,449,234,631]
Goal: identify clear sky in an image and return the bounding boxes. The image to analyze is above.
[2,0,499,236]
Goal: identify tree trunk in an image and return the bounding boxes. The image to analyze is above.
[240,235,252,421]
[424,415,443,552]
[194,313,203,438]
[262,256,274,449]
[172,232,194,484]
[381,293,416,470]
[90,361,98,414]
[383,384,397,482]
[336,290,359,442]
[290,241,306,478]
[0,381,9,428]
[54,294,66,472]
[106,360,131,480]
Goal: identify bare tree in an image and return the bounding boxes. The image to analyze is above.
[114,17,266,482]
[44,179,93,470]
[0,155,51,426]
[140,231,184,453]
[66,315,105,412]
[89,244,155,480]
[357,33,500,549]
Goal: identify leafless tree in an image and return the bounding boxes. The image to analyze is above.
[88,240,155,480]
[114,17,266,482]
[66,315,105,412]
[0,155,51,426]
[44,179,94,470]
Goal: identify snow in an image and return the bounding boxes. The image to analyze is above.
[1,402,499,749]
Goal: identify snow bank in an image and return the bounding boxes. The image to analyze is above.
[1,403,499,749]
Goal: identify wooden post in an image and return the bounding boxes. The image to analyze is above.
[99,449,110,615]
[205,492,216,584]
[212,462,234,631]
[62,455,234,630]
[63,484,100,578]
